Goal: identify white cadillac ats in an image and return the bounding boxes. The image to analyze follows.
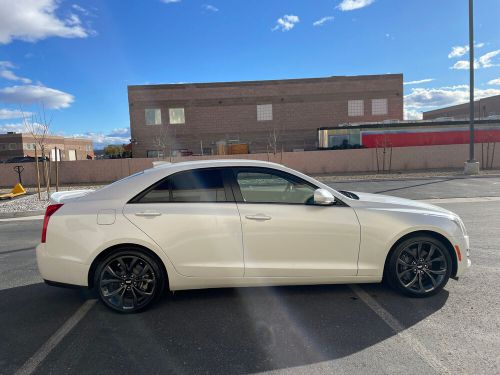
[37,160,471,312]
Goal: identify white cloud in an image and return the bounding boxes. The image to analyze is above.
[0,108,31,120]
[448,42,484,58]
[73,128,131,148]
[161,0,181,3]
[405,85,500,114]
[0,0,90,44]
[0,61,32,84]
[403,78,435,85]
[272,15,300,32]
[203,4,219,12]
[488,78,500,86]
[313,16,334,27]
[478,50,500,68]
[451,49,500,70]
[72,4,88,15]
[404,108,423,121]
[0,85,74,109]
[337,0,374,11]
[0,122,26,134]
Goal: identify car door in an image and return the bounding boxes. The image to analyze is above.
[123,168,244,278]
[231,167,360,277]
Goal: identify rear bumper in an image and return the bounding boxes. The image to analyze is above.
[36,243,89,287]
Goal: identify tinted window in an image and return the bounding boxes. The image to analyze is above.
[138,169,226,203]
[236,170,316,204]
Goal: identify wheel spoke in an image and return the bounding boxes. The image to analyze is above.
[127,256,139,272]
[428,268,446,275]
[426,245,436,261]
[424,270,437,288]
[100,278,122,286]
[398,268,414,277]
[103,285,125,297]
[132,285,153,296]
[397,258,413,267]
[417,273,425,292]
[138,264,151,277]
[105,265,120,279]
[416,243,423,259]
[404,273,419,288]
[429,256,445,263]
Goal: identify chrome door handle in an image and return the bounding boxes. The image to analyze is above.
[135,211,162,217]
[245,214,272,221]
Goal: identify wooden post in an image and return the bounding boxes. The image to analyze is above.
[34,145,41,200]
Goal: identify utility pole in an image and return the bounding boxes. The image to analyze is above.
[464,0,480,174]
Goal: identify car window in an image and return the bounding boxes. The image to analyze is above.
[236,170,316,204]
[138,169,227,203]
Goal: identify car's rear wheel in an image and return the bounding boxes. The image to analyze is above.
[386,235,452,297]
[95,249,164,313]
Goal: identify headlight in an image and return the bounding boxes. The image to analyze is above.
[452,216,468,236]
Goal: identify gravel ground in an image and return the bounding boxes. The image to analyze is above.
[0,185,103,213]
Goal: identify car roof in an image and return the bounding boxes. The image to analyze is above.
[150,159,284,171]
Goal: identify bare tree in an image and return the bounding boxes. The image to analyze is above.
[21,104,52,200]
[152,124,175,161]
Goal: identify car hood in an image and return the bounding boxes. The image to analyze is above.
[347,191,456,218]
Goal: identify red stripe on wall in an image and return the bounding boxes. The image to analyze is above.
[361,129,500,148]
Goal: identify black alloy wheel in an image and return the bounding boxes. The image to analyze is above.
[387,236,452,297]
[95,249,164,313]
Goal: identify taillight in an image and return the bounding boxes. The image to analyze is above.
[41,204,63,243]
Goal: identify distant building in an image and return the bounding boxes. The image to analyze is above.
[0,132,94,162]
[128,74,404,157]
[423,95,500,120]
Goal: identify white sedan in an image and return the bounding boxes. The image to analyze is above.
[37,160,471,312]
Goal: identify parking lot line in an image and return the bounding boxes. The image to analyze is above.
[14,299,97,375]
[349,285,450,375]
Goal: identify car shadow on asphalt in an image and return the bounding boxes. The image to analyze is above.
[9,282,449,374]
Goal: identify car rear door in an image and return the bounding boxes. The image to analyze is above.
[231,167,360,277]
[123,168,244,277]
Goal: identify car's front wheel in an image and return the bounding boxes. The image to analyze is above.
[386,235,452,297]
[95,249,165,313]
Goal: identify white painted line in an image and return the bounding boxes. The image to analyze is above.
[349,285,451,375]
[0,215,44,222]
[420,196,500,204]
[15,299,97,375]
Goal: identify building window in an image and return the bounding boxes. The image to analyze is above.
[8,143,17,150]
[372,98,388,115]
[169,108,185,124]
[145,108,162,125]
[348,100,364,117]
[257,104,273,121]
[24,143,36,150]
[85,145,92,152]
[147,150,164,158]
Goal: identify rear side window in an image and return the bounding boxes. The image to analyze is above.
[136,169,227,203]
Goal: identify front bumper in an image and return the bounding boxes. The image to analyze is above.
[453,235,471,277]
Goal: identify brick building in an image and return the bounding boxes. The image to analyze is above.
[128,74,404,158]
[423,94,500,120]
[0,133,94,162]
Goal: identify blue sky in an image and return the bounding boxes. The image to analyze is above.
[1,0,499,148]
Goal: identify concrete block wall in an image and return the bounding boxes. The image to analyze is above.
[0,143,499,188]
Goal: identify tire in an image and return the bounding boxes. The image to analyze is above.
[94,248,165,313]
[386,235,452,297]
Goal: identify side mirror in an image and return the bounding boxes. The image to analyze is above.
[314,188,335,206]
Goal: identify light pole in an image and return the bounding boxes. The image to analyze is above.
[464,0,480,174]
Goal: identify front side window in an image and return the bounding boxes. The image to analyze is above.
[137,169,226,203]
[145,108,162,125]
[169,108,185,124]
[348,100,364,117]
[236,170,316,204]
[147,150,164,158]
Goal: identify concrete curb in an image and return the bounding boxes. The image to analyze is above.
[0,210,45,219]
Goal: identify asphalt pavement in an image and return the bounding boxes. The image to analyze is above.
[1,176,499,374]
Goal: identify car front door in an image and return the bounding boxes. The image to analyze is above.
[123,168,244,278]
[231,167,360,277]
